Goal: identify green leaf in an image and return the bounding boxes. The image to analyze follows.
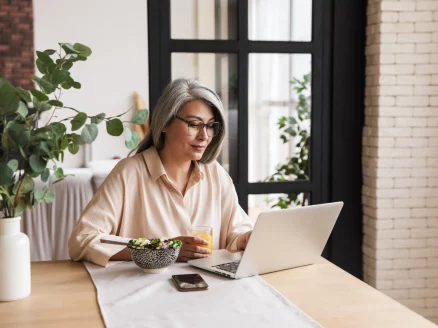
[25,193,33,210]
[61,82,72,90]
[8,122,30,146]
[20,175,35,194]
[39,101,53,112]
[32,127,50,139]
[70,54,87,62]
[288,117,297,124]
[70,133,84,145]
[0,163,14,185]
[41,168,50,183]
[71,112,87,131]
[44,49,57,55]
[0,82,19,115]
[44,192,55,203]
[124,127,132,142]
[14,197,27,216]
[131,109,149,124]
[36,59,48,74]
[81,124,98,143]
[51,68,70,85]
[48,99,63,107]
[49,122,66,140]
[73,43,92,57]
[40,141,50,152]
[62,60,73,71]
[54,167,64,179]
[91,113,105,125]
[60,135,69,150]
[36,51,55,66]
[106,119,124,136]
[35,189,45,202]
[29,154,47,173]
[31,76,55,93]
[16,87,31,102]
[68,143,80,154]
[16,101,28,118]
[71,81,81,89]
[1,122,13,150]
[30,89,49,101]
[61,43,80,55]
[125,131,139,149]
[7,159,18,172]
[28,170,40,179]
[18,146,27,159]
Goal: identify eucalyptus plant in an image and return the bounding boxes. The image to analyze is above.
[265,73,311,208]
[0,42,148,218]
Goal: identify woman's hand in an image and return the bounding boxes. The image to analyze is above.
[173,236,210,262]
[237,231,252,250]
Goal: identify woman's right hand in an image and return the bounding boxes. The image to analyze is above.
[173,236,210,262]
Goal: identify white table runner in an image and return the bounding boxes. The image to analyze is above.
[85,261,322,328]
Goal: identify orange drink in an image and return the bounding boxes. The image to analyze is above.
[189,226,213,255]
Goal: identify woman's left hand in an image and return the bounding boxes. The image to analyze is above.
[237,231,252,250]
[173,236,210,262]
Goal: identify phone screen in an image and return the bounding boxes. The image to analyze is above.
[172,274,209,291]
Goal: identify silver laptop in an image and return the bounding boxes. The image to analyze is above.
[188,202,344,279]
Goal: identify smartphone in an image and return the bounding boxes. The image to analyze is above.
[172,274,209,292]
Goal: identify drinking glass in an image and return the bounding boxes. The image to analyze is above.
[189,226,213,255]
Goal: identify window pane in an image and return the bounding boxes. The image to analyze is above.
[249,0,312,41]
[171,53,238,181]
[248,54,311,183]
[248,193,309,222]
[171,0,237,40]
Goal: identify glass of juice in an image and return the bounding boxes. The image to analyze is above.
[189,226,213,255]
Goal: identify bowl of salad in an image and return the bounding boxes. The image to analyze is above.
[128,238,182,273]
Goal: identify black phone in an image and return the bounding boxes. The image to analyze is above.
[172,274,209,292]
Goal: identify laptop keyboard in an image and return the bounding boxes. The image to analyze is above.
[213,261,240,274]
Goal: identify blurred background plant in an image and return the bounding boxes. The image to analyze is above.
[0,42,148,218]
[264,73,311,208]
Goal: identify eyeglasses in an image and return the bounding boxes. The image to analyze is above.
[175,116,221,137]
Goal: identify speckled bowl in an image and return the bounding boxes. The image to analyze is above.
[129,246,181,273]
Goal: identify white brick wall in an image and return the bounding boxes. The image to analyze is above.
[364,0,438,324]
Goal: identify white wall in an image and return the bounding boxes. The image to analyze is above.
[364,0,438,324]
[33,0,148,167]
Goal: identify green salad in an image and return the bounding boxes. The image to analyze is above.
[129,238,182,250]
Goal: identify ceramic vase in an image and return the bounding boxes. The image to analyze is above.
[0,216,31,301]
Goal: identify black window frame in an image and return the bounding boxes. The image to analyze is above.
[147,0,366,279]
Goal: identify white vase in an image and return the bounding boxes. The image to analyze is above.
[0,216,31,301]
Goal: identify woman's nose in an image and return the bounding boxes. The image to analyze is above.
[197,126,209,139]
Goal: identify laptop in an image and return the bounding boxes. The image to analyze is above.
[188,202,344,279]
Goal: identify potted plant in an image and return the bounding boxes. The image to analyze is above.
[0,42,148,301]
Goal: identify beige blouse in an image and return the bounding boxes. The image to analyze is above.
[68,146,253,267]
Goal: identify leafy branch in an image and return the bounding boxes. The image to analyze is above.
[265,73,311,209]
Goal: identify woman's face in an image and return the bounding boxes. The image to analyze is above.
[162,100,215,162]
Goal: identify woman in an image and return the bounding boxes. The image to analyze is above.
[68,79,253,267]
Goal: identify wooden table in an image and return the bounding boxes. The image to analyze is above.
[1,258,436,328]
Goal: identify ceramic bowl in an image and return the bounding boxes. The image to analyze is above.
[129,246,180,273]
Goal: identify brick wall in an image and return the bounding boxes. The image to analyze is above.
[363,0,438,324]
[0,0,34,89]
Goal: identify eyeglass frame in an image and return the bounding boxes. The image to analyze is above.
[175,116,222,137]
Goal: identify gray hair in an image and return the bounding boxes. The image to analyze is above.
[135,79,226,164]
